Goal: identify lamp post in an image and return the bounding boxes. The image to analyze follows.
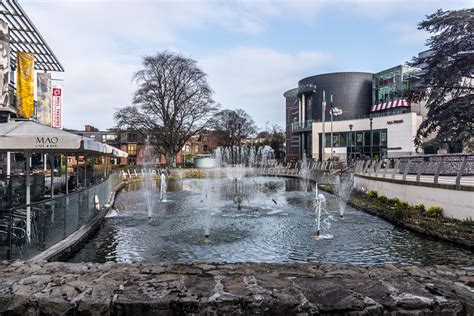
[369,116,373,159]
[349,124,353,163]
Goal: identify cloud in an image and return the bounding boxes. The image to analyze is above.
[18,0,473,130]
[200,47,333,127]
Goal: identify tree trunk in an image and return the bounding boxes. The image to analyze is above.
[165,152,174,167]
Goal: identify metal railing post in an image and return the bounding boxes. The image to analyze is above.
[455,156,467,189]
[434,156,443,184]
[392,159,400,179]
[402,159,412,181]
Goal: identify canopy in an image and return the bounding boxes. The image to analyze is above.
[0,120,127,157]
[371,99,411,112]
[105,144,128,158]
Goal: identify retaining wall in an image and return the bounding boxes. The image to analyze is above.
[354,175,474,220]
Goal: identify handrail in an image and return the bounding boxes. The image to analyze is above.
[0,172,116,213]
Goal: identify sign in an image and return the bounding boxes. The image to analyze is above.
[387,119,403,125]
[52,85,62,129]
[0,21,9,109]
[17,52,35,118]
[388,147,402,150]
[36,73,52,126]
[35,136,59,148]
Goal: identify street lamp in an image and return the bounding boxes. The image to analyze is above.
[369,115,373,159]
[349,124,353,163]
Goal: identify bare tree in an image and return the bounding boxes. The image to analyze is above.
[115,51,218,165]
[211,108,257,147]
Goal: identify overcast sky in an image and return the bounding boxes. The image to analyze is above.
[22,0,471,131]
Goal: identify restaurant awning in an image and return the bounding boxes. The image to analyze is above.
[0,120,127,157]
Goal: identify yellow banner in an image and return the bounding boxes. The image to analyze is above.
[17,52,35,118]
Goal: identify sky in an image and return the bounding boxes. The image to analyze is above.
[22,0,471,131]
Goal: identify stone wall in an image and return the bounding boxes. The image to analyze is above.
[0,261,472,315]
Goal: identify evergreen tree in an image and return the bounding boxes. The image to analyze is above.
[410,8,473,152]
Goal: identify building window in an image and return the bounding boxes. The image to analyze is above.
[128,144,137,156]
[195,145,199,153]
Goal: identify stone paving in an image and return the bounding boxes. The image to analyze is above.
[0,261,473,315]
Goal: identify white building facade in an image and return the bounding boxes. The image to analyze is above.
[311,112,423,161]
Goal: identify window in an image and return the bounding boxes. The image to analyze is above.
[194,145,199,153]
[373,131,380,146]
[381,130,387,145]
[332,134,340,147]
[127,144,137,156]
[356,132,363,146]
[364,132,371,146]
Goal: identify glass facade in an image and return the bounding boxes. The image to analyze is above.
[372,65,419,105]
[321,129,387,160]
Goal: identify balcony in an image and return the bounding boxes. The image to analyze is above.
[292,120,318,133]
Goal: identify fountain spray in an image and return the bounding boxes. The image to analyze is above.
[314,184,326,240]
[160,171,167,202]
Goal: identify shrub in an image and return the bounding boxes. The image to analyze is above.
[367,190,378,198]
[398,201,409,209]
[414,203,425,212]
[425,206,443,218]
[461,217,474,228]
[378,195,388,203]
[388,197,401,206]
[393,208,408,220]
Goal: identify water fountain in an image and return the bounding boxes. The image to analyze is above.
[330,173,354,218]
[160,171,167,202]
[142,139,155,221]
[300,153,310,194]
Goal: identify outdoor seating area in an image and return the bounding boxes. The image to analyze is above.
[0,119,127,259]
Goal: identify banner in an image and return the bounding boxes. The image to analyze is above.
[17,52,35,118]
[0,21,9,110]
[36,73,52,125]
[52,85,63,129]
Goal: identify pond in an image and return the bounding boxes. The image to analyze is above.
[68,177,473,266]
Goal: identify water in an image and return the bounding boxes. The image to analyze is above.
[68,177,473,266]
[142,139,155,219]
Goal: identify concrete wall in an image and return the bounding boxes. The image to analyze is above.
[354,175,474,220]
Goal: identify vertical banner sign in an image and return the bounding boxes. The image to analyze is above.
[17,52,35,118]
[36,73,52,125]
[52,85,63,129]
[0,21,10,109]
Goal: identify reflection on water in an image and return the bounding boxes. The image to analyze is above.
[68,177,473,266]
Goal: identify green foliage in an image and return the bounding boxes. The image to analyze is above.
[414,203,426,212]
[425,206,443,218]
[410,8,474,150]
[398,201,409,209]
[378,195,388,203]
[461,217,474,227]
[367,190,378,198]
[392,208,409,220]
[388,197,401,206]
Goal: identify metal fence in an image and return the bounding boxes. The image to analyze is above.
[259,154,474,189]
[0,173,121,260]
[351,154,474,188]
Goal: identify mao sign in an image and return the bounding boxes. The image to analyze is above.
[35,136,59,148]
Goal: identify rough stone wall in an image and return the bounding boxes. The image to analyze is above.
[0,261,473,315]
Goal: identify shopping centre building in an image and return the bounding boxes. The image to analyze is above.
[284,58,430,162]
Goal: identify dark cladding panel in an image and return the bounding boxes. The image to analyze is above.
[285,93,299,160]
[298,72,373,121]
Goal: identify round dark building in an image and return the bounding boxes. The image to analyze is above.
[298,72,373,121]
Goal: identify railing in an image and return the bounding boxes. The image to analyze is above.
[353,154,474,189]
[0,173,122,260]
[257,154,474,189]
[292,120,317,133]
